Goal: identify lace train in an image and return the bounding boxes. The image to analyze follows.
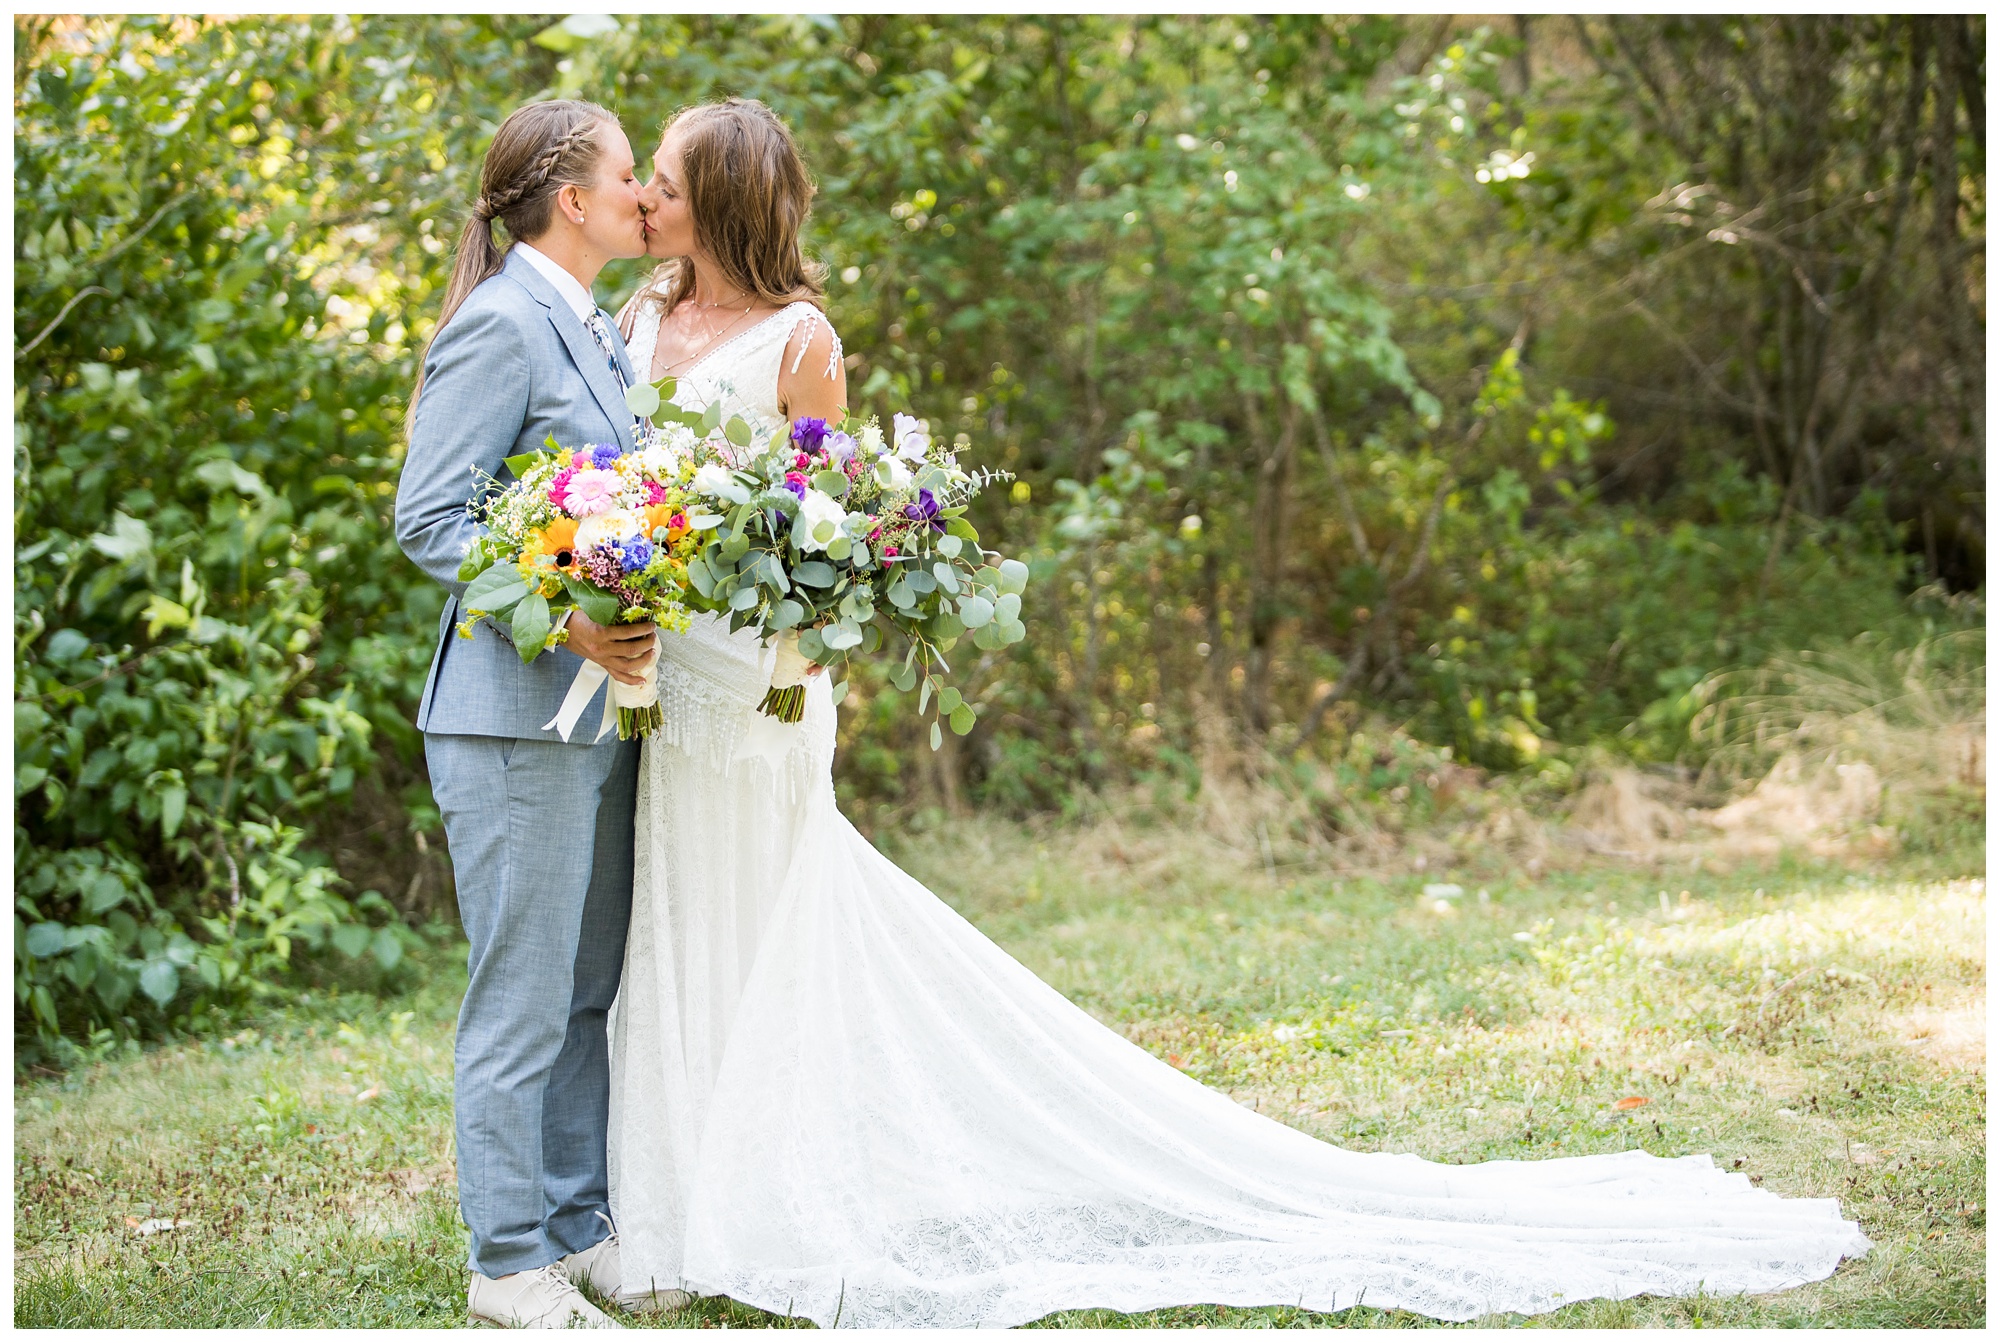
[604,303,1869,1329]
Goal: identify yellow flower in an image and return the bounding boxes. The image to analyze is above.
[525,516,580,570]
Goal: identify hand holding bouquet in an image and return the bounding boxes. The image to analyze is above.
[672,408,1030,749]
[453,436,708,740]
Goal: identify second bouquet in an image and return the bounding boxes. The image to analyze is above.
[673,408,1030,749]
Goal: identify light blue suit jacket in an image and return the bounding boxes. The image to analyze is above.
[397,248,638,739]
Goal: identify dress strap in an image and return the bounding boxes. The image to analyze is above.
[780,303,844,383]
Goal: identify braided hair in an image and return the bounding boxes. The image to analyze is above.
[409,100,616,427]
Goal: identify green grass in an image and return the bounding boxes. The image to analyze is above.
[15,816,1984,1328]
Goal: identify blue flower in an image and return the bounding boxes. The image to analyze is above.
[617,536,653,573]
[589,442,622,469]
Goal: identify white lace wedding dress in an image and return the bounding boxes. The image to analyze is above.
[604,292,1870,1328]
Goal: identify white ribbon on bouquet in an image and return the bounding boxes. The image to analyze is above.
[543,639,660,743]
[733,632,813,767]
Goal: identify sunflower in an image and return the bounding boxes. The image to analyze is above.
[525,516,581,571]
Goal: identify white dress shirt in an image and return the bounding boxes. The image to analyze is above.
[513,241,597,322]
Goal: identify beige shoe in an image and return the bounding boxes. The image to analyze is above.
[467,1262,622,1329]
[558,1232,621,1299]
[559,1214,692,1314]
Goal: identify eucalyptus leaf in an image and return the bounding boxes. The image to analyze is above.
[724,414,753,447]
[949,702,976,735]
[936,534,963,558]
[958,594,995,628]
[771,598,805,629]
[937,686,963,714]
[930,720,943,751]
[812,469,848,497]
[624,382,661,418]
[793,560,837,587]
[997,558,1030,594]
[686,555,717,598]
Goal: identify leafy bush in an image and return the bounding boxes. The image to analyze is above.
[13,19,439,1065]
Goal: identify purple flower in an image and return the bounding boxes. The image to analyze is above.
[824,430,857,464]
[790,417,828,454]
[617,535,653,573]
[589,442,622,469]
[901,487,944,532]
[782,471,808,500]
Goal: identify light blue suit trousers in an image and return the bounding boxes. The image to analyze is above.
[397,249,644,1277]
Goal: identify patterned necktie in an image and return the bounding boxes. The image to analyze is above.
[585,310,629,392]
[585,309,645,438]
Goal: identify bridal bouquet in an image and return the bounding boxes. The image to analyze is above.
[454,435,709,740]
[642,391,1028,748]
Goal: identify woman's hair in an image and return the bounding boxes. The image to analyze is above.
[410,99,617,426]
[625,98,825,335]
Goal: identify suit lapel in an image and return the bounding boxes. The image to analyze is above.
[503,250,635,451]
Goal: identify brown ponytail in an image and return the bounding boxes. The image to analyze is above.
[408,99,617,432]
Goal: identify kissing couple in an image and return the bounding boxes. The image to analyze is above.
[395,97,1868,1329]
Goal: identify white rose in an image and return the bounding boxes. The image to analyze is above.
[857,423,886,456]
[877,455,913,490]
[575,508,643,553]
[793,489,849,553]
[692,463,734,497]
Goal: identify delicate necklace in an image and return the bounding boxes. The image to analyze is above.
[659,298,762,376]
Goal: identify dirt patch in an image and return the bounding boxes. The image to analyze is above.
[1889,1003,1986,1072]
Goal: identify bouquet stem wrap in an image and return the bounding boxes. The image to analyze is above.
[757,632,812,723]
[544,639,662,742]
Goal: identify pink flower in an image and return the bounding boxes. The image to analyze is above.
[642,480,667,506]
[883,544,899,558]
[563,468,623,517]
[793,452,811,470]
[548,466,577,509]
[571,450,591,468]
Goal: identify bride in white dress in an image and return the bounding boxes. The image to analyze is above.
[605,98,1869,1329]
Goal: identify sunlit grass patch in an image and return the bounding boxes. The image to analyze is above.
[15,828,1983,1328]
